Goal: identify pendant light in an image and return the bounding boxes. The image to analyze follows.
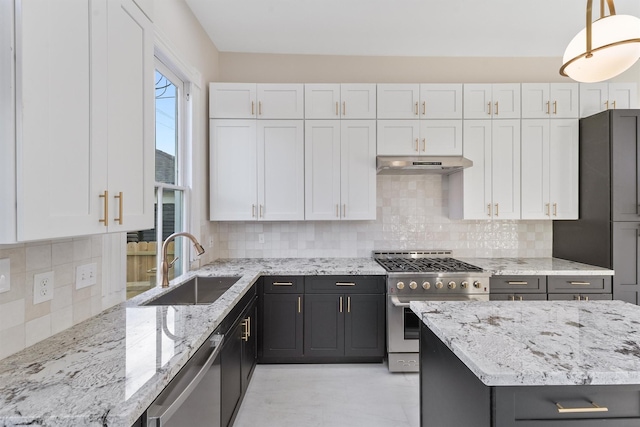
[560,0,640,83]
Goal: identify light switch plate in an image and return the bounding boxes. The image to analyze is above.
[33,271,54,304]
[0,258,10,293]
[76,263,97,289]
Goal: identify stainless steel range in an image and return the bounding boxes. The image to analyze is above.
[374,251,491,372]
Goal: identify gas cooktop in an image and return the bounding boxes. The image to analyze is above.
[373,251,485,273]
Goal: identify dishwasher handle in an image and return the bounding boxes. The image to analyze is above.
[147,333,224,427]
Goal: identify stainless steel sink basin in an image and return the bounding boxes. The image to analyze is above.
[142,276,241,306]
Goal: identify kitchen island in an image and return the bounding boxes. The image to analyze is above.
[411,300,640,426]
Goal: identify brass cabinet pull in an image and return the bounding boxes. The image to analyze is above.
[114,192,123,225]
[508,281,529,285]
[495,203,499,217]
[252,204,256,218]
[415,138,419,152]
[574,295,582,301]
[343,101,346,116]
[251,101,255,115]
[487,203,492,217]
[99,190,109,226]
[298,296,301,313]
[553,202,558,216]
[336,282,356,286]
[422,101,426,115]
[343,204,346,218]
[335,102,339,116]
[487,102,492,115]
[339,296,343,313]
[347,296,351,313]
[259,204,264,218]
[546,101,550,115]
[422,138,426,152]
[414,101,418,116]
[553,100,557,114]
[570,281,591,286]
[545,203,550,216]
[612,100,617,109]
[336,204,339,218]
[258,101,262,115]
[273,282,293,286]
[495,101,499,115]
[509,295,515,301]
[605,100,609,109]
[518,295,523,301]
[241,319,249,341]
[556,402,608,413]
[584,295,589,301]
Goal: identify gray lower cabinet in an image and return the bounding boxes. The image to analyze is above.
[490,293,547,301]
[489,275,613,301]
[490,275,547,301]
[548,293,612,301]
[613,222,640,304]
[420,324,640,427]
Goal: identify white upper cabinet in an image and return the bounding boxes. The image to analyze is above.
[305,120,376,220]
[304,84,376,119]
[419,84,463,119]
[580,82,638,118]
[378,84,463,119]
[521,83,579,119]
[521,120,578,220]
[209,83,304,119]
[463,84,521,119]
[377,120,462,156]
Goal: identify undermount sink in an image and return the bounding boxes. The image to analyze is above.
[142,276,241,306]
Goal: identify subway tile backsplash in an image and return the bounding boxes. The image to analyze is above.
[214,175,552,259]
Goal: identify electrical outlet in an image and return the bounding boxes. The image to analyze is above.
[33,271,54,304]
[258,233,265,244]
[76,263,97,289]
[0,258,10,293]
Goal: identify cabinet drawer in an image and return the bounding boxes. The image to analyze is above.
[495,384,640,425]
[548,293,612,301]
[262,276,304,293]
[490,293,547,301]
[305,275,385,294]
[547,275,612,293]
[490,276,546,293]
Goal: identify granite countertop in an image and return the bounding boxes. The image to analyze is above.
[461,257,614,276]
[0,258,385,427]
[411,300,640,387]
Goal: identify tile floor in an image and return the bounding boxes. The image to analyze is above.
[233,363,420,427]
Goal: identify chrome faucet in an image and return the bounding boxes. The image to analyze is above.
[160,232,206,288]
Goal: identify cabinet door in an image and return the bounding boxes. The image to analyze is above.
[376,120,421,155]
[492,83,520,119]
[256,84,304,119]
[304,84,340,119]
[491,120,521,219]
[580,83,608,117]
[340,120,376,220]
[17,0,105,240]
[209,83,256,119]
[419,84,463,119]
[463,84,493,119]
[106,0,154,232]
[419,120,463,155]
[457,120,492,219]
[221,320,243,427]
[613,222,640,305]
[490,293,547,301]
[210,120,257,221]
[521,84,551,119]
[549,120,579,219]
[241,300,257,392]
[611,110,640,222]
[257,120,304,220]
[521,120,550,219]
[261,293,304,359]
[610,82,638,110]
[344,294,385,358]
[304,294,344,358]
[341,84,377,119]
[548,293,612,301]
[550,83,579,118]
[376,84,420,119]
[304,120,341,220]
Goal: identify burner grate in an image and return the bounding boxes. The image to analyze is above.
[375,257,484,273]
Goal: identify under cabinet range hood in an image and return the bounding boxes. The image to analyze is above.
[376,156,473,175]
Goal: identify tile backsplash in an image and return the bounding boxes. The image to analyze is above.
[214,175,552,258]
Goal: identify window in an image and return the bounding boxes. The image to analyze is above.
[126,59,189,299]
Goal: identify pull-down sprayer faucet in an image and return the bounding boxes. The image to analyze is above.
[160,232,206,288]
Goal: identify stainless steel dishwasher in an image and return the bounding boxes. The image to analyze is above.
[146,332,224,427]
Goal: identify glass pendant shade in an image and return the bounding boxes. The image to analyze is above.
[561,13,640,83]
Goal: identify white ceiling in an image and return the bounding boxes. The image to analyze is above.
[184,0,640,57]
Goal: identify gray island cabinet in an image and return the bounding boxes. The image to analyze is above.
[412,300,640,427]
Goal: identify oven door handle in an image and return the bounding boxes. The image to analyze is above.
[390,295,412,307]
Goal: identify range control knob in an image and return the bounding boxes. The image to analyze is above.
[448,281,457,289]
[473,281,482,289]
[422,281,431,290]
[461,281,469,289]
[397,281,405,290]
[435,281,444,289]
[409,281,418,290]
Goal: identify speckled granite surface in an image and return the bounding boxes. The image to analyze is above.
[0,258,384,427]
[461,257,614,276]
[411,300,640,387]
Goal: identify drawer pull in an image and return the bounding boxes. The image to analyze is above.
[336,282,356,286]
[507,281,528,285]
[570,281,591,286]
[272,282,293,286]
[555,402,608,413]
